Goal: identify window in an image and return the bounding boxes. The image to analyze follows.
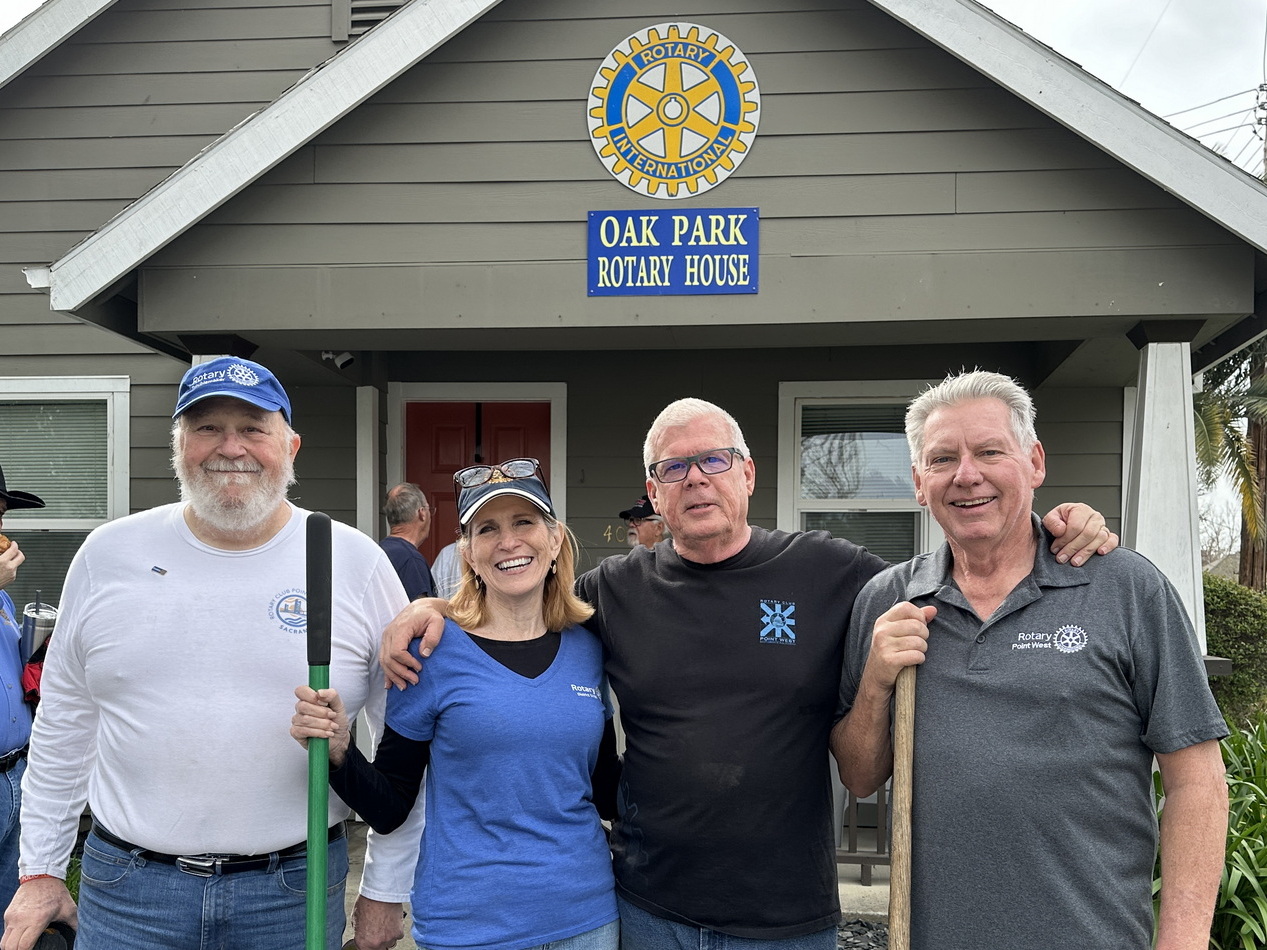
[778,382,941,563]
[0,378,129,608]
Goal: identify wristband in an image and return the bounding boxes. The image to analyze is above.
[18,873,57,885]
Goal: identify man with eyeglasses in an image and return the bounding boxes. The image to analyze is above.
[618,495,668,550]
[380,482,437,600]
[381,397,1116,950]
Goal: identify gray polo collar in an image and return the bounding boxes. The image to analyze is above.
[900,512,1093,604]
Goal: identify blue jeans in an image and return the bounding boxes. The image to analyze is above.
[76,827,348,950]
[618,897,836,950]
[0,758,24,940]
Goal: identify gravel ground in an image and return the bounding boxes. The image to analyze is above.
[838,919,889,949]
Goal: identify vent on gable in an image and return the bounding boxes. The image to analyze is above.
[332,0,407,42]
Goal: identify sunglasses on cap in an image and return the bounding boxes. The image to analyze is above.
[454,458,547,490]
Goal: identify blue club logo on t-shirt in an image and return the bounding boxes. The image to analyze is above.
[759,600,796,644]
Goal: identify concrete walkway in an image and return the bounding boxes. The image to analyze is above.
[343,820,890,947]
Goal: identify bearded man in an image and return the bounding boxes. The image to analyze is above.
[2,358,420,950]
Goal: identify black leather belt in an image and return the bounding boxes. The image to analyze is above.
[0,746,27,773]
[91,820,346,877]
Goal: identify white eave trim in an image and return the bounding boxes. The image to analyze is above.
[0,0,118,92]
[45,0,503,314]
[871,0,1267,256]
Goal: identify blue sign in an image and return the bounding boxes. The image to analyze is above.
[587,208,759,296]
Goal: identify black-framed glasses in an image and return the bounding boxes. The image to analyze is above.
[647,447,743,484]
[454,458,546,490]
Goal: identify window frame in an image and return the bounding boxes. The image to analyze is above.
[777,380,944,558]
[0,376,130,531]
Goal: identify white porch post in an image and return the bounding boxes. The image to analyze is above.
[1122,322,1206,650]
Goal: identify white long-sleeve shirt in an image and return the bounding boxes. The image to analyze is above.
[21,502,421,901]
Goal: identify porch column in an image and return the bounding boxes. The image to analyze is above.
[1122,321,1206,650]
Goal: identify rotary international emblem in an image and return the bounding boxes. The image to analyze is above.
[587,22,761,200]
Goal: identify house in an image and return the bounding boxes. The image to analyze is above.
[2,0,1263,658]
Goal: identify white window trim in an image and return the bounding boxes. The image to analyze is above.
[0,376,130,527]
[386,383,568,522]
[777,380,943,555]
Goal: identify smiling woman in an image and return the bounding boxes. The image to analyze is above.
[290,463,621,950]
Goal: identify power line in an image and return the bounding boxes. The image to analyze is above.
[1181,107,1258,132]
[1163,88,1256,119]
[1118,0,1175,89]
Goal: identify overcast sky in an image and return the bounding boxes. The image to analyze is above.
[1,0,1264,173]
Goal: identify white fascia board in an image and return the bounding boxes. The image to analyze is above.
[47,0,504,314]
[871,0,1267,256]
[0,0,118,92]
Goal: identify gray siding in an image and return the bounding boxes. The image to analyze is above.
[0,0,351,506]
[138,0,1248,336]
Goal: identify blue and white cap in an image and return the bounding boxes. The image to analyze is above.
[458,474,555,527]
[172,357,292,422]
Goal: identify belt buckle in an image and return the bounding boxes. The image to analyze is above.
[175,854,220,877]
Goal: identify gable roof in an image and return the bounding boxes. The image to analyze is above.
[0,0,118,92]
[19,0,1267,318]
[871,0,1267,254]
[26,0,505,313]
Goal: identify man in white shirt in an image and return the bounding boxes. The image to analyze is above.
[2,357,419,950]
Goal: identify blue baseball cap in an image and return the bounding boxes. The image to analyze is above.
[172,357,292,422]
[458,474,555,526]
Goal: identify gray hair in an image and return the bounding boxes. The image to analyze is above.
[905,370,1037,465]
[643,398,751,470]
[382,483,427,526]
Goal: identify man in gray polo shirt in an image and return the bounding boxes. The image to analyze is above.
[832,370,1228,950]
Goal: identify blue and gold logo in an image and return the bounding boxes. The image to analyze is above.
[587,23,761,200]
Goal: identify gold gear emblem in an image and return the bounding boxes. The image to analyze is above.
[587,22,761,200]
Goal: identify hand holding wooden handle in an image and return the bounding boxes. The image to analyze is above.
[889,664,916,950]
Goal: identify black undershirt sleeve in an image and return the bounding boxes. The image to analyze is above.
[329,725,428,835]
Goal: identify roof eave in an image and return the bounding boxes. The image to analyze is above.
[0,0,119,92]
[44,0,504,314]
[869,0,1267,256]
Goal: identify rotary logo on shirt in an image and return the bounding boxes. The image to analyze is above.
[268,588,308,634]
[1010,624,1089,654]
[759,600,796,644]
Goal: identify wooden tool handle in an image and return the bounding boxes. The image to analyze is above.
[889,664,916,950]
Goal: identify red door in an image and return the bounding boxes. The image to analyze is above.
[404,401,551,562]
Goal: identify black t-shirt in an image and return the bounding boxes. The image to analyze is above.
[577,527,887,938]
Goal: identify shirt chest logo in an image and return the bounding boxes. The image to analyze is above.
[759,600,796,644]
[269,588,308,634]
[1009,623,1088,654]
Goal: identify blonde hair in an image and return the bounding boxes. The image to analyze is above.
[449,516,594,632]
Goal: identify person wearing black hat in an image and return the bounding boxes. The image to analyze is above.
[4,358,419,950]
[292,460,620,950]
[0,467,45,942]
[618,494,667,550]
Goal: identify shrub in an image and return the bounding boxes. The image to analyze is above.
[1204,574,1267,726]
[1211,717,1267,949]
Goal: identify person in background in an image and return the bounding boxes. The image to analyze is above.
[293,459,619,950]
[833,370,1228,950]
[2,357,419,950]
[380,483,436,600]
[430,539,462,600]
[381,397,1117,949]
[0,468,44,941]
[618,494,668,550]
